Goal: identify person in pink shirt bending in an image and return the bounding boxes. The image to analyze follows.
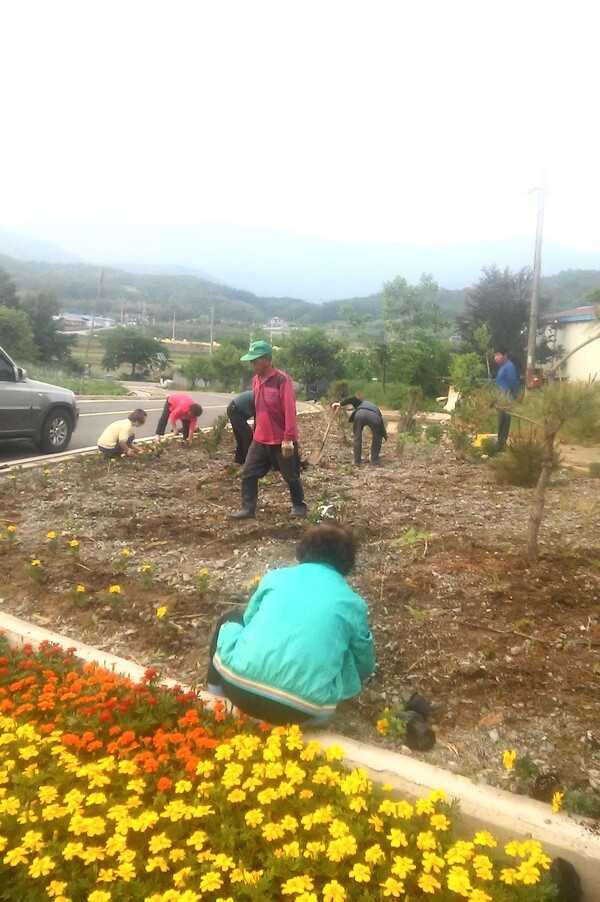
[229,341,307,520]
[155,392,203,444]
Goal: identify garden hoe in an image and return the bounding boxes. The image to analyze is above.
[309,407,339,465]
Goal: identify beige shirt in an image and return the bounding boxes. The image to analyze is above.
[97,418,134,449]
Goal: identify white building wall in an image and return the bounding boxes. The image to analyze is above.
[554,320,600,381]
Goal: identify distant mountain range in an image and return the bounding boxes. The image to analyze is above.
[3,220,600,302]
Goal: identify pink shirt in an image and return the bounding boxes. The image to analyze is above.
[252,367,298,444]
[167,392,198,435]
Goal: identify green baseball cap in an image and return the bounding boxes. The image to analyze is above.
[240,340,273,361]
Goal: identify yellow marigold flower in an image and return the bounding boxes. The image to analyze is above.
[46,881,68,898]
[324,743,346,762]
[281,875,314,894]
[108,584,121,594]
[416,831,438,851]
[447,865,472,894]
[280,841,301,858]
[503,749,517,770]
[156,605,168,618]
[38,785,59,804]
[7,525,16,532]
[365,843,385,864]
[517,860,541,885]
[322,879,346,901]
[376,717,389,736]
[349,862,371,883]
[21,829,45,851]
[199,567,209,576]
[380,876,406,897]
[142,562,152,571]
[168,848,186,863]
[121,548,133,556]
[418,872,442,893]
[388,828,408,848]
[245,808,264,827]
[3,847,29,867]
[200,871,223,892]
[422,850,445,874]
[46,531,56,539]
[88,892,112,902]
[227,788,246,803]
[415,797,435,815]
[213,853,235,871]
[552,791,564,813]
[262,822,285,842]
[391,856,416,879]
[446,840,475,864]
[327,818,349,838]
[469,890,493,902]
[304,841,326,859]
[499,867,518,885]
[30,559,41,567]
[173,865,192,887]
[28,855,55,878]
[473,853,494,880]
[473,831,497,848]
[146,855,169,872]
[430,812,451,831]
[76,584,86,593]
[80,846,105,865]
[326,835,358,861]
[148,833,172,854]
[348,795,368,813]
[70,539,80,547]
[428,789,448,803]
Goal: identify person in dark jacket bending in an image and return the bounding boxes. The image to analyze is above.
[226,390,255,465]
[332,396,387,466]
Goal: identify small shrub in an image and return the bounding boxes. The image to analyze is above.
[425,423,443,444]
[562,788,600,819]
[493,437,561,488]
[588,462,600,479]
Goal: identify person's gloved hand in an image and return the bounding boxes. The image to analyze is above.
[281,440,294,458]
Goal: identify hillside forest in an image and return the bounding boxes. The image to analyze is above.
[1,254,600,405]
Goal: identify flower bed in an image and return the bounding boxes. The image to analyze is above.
[0,637,561,900]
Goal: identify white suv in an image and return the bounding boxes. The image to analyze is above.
[0,345,79,454]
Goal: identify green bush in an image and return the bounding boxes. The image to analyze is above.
[493,437,561,487]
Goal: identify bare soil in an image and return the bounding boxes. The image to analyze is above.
[1,410,600,812]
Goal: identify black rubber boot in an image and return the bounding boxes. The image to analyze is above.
[229,478,257,520]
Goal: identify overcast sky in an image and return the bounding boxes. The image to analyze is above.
[2,0,598,251]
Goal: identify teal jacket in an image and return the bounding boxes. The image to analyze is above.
[213,562,375,717]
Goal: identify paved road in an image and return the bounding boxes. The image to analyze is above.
[0,390,233,464]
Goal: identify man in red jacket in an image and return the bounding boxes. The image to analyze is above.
[155,392,202,444]
[230,341,307,519]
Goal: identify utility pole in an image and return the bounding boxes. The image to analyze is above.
[526,171,547,389]
[209,307,214,356]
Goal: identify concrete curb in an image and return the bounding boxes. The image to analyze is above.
[1,611,599,897]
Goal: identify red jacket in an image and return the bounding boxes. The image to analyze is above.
[252,367,298,444]
[167,393,198,434]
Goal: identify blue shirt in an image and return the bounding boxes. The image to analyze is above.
[495,359,519,397]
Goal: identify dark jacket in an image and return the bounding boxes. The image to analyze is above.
[340,397,387,439]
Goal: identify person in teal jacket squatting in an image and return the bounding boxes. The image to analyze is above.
[206,523,376,726]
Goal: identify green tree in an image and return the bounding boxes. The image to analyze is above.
[210,342,247,390]
[449,352,487,396]
[457,266,554,371]
[101,327,168,377]
[279,328,342,399]
[0,267,19,309]
[180,354,214,388]
[378,273,446,390]
[21,289,75,362]
[0,307,36,360]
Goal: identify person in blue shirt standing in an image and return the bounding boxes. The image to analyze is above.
[494,347,519,451]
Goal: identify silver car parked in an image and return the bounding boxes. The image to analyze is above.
[0,345,79,453]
